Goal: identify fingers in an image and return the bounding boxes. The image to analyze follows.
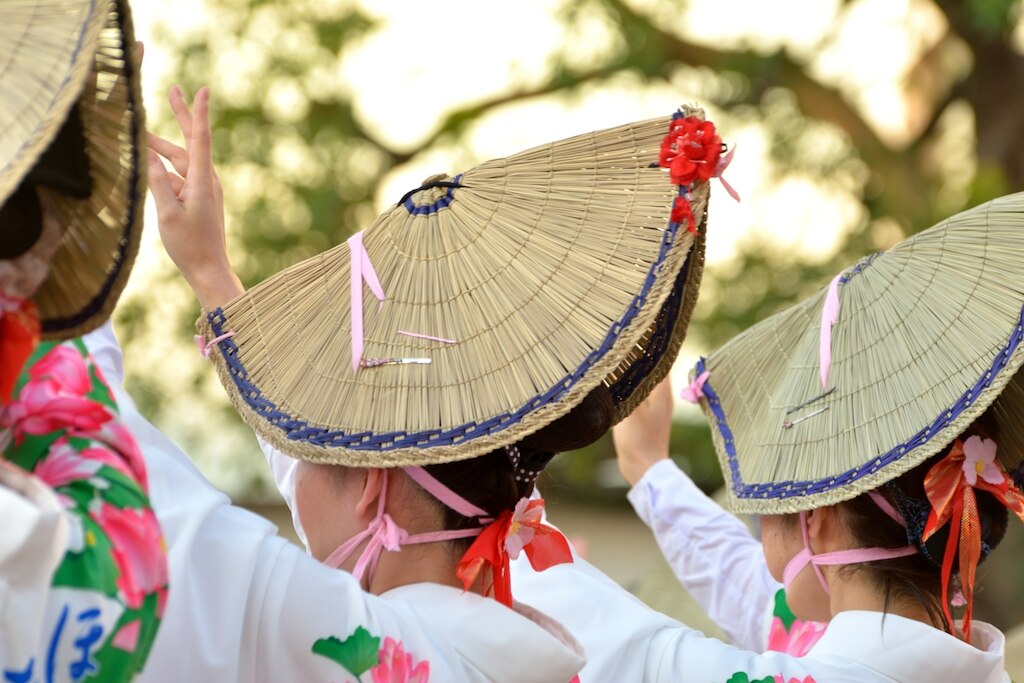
[188,86,214,186]
[167,174,185,197]
[169,85,193,140]
[147,150,182,215]
[135,40,144,65]
[147,132,189,177]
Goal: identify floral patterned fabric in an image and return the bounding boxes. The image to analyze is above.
[1,339,167,682]
[313,627,430,683]
[765,589,826,657]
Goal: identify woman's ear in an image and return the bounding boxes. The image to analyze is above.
[356,468,385,518]
[806,505,845,552]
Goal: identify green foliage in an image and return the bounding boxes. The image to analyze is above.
[964,0,1020,37]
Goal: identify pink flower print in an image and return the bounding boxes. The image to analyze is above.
[4,378,112,437]
[32,438,102,488]
[29,345,91,395]
[774,676,816,683]
[962,435,1003,486]
[94,503,167,609]
[112,619,141,652]
[766,616,826,657]
[370,638,430,683]
[505,497,543,560]
[93,421,149,490]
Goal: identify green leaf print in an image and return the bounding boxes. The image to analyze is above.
[726,673,775,683]
[773,588,797,632]
[4,431,57,472]
[312,626,381,678]
[97,466,150,509]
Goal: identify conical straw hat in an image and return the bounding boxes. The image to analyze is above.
[199,105,720,467]
[0,0,145,339]
[695,192,1024,514]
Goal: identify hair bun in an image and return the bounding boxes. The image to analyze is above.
[518,385,615,453]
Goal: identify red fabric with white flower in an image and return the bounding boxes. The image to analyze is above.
[923,436,1024,642]
[455,498,573,607]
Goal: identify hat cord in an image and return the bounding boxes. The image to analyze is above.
[781,495,918,596]
[322,468,485,585]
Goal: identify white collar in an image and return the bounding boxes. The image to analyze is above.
[381,582,585,683]
[809,610,1007,683]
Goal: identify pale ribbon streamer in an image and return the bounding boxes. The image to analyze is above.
[348,231,386,372]
[194,331,236,359]
[714,145,741,202]
[397,330,457,345]
[819,273,843,389]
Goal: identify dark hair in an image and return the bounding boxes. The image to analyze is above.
[419,385,615,553]
[834,412,1010,632]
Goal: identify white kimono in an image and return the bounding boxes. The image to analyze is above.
[0,463,68,674]
[627,459,785,651]
[262,417,1013,682]
[0,323,586,683]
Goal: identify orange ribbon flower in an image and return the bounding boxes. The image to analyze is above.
[922,437,1024,641]
[455,498,573,607]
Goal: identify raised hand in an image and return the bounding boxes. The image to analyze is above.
[611,378,674,487]
[147,85,243,309]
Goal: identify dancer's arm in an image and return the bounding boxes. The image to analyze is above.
[613,380,780,650]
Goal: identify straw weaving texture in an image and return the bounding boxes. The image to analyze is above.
[1,0,144,340]
[201,109,708,466]
[701,192,1024,514]
[0,0,102,205]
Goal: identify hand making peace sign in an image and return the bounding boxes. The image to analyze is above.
[147,85,244,309]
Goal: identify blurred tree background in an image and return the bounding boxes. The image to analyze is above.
[123,0,1024,626]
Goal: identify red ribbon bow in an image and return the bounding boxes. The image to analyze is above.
[455,498,573,607]
[0,297,40,404]
[922,438,1024,641]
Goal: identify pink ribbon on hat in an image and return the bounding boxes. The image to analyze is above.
[680,370,710,403]
[397,330,457,344]
[348,231,386,372]
[818,273,842,389]
[194,331,236,359]
[714,145,741,202]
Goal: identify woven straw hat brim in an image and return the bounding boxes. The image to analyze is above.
[1,0,145,340]
[608,215,706,423]
[199,109,710,467]
[697,192,1024,515]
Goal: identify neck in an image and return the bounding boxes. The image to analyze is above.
[826,567,937,627]
[365,540,484,596]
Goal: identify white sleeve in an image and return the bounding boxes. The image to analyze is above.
[255,436,307,548]
[0,464,67,671]
[627,459,779,651]
[642,624,864,683]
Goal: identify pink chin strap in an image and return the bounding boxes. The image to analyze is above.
[782,491,919,595]
[322,467,491,586]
